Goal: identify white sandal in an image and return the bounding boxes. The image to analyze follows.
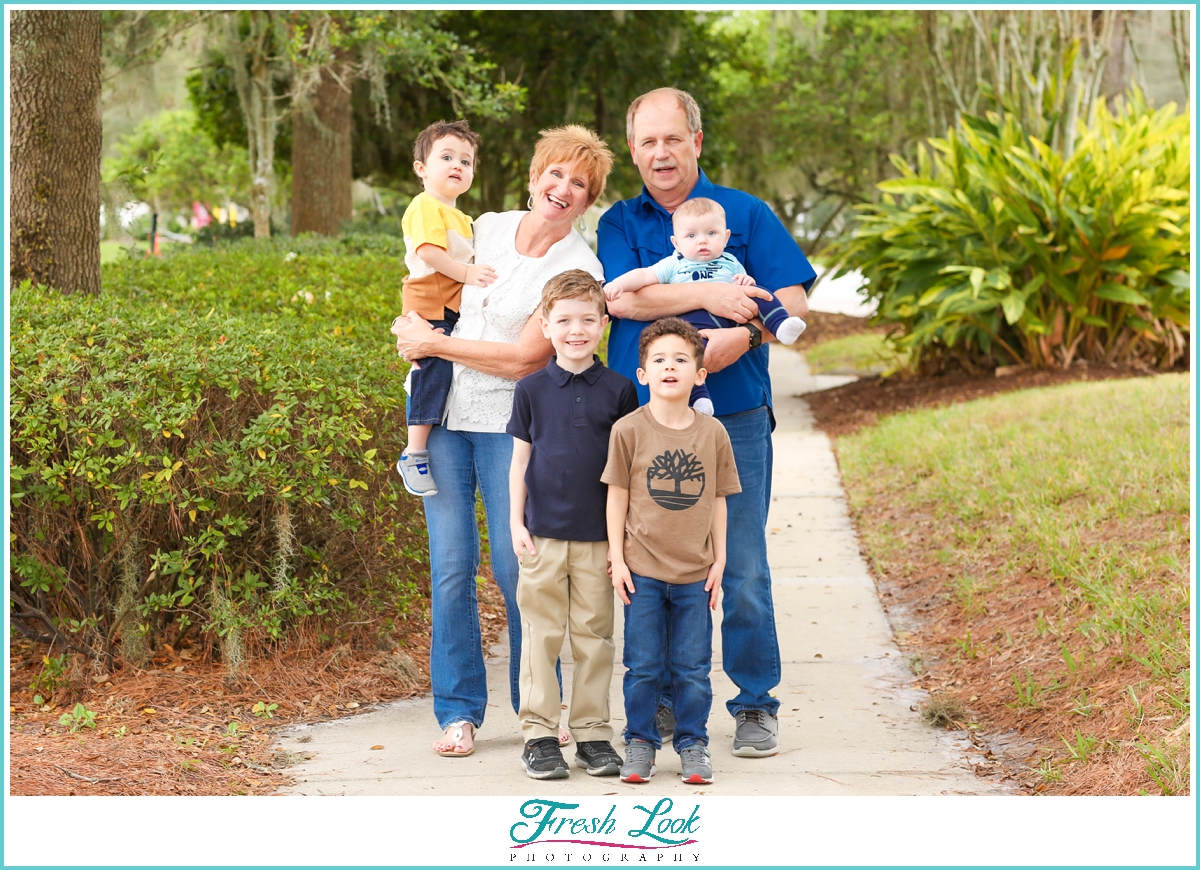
[434,721,475,757]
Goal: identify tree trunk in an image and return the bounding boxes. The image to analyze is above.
[224,11,279,238]
[291,53,353,236]
[10,10,102,295]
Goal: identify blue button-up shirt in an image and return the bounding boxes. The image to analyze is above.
[597,169,816,416]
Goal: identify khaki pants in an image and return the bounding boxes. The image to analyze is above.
[517,537,614,743]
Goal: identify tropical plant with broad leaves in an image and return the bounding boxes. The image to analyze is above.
[829,87,1189,373]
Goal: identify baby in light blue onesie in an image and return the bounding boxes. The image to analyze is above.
[604,197,806,414]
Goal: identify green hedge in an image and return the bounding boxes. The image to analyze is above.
[830,89,1190,372]
[10,238,426,672]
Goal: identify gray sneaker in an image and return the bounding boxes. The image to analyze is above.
[679,742,713,784]
[396,451,437,497]
[620,739,657,783]
[732,709,779,757]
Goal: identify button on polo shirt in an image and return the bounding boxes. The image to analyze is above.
[507,356,639,542]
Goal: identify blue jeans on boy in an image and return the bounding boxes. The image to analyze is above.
[405,313,459,426]
[422,425,521,730]
[623,572,713,752]
[655,405,781,721]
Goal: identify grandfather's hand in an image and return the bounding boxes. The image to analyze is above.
[391,311,444,362]
[697,326,751,373]
[706,282,773,324]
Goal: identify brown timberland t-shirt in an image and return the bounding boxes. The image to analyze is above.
[601,405,741,584]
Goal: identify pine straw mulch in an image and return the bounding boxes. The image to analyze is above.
[8,576,511,796]
[802,349,1190,796]
[804,359,1163,439]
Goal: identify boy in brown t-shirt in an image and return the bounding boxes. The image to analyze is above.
[602,318,741,785]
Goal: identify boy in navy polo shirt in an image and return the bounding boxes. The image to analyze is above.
[507,269,639,780]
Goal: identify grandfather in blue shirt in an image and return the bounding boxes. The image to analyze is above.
[597,87,816,759]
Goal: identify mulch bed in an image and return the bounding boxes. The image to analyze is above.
[804,360,1160,438]
[793,310,889,351]
[8,573,511,796]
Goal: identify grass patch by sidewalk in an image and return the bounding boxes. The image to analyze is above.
[805,331,906,375]
[836,375,1190,794]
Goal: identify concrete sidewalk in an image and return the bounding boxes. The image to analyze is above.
[274,351,992,796]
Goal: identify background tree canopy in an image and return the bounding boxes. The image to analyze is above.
[97,8,1188,248]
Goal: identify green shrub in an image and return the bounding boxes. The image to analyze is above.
[10,251,425,670]
[104,235,406,320]
[830,88,1190,372]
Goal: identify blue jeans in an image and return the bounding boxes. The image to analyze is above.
[405,316,457,427]
[658,405,781,719]
[422,425,521,730]
[623,573,713,752]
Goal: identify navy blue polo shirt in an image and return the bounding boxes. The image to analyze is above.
[507,356,639,542]
[597,169,817,416]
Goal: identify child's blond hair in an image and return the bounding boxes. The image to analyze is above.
[672,197,725,231]
[540,269,607,319]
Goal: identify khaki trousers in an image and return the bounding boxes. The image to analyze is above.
[517,537,614,743]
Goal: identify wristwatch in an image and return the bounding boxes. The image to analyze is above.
[741,322,763,350]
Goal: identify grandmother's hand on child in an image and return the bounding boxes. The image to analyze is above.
[392,311,445,361]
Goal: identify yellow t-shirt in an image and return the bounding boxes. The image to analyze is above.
[401,192,475,320]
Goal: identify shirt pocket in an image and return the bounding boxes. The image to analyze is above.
[725,230,750,270]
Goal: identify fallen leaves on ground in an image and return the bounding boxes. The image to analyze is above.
[9,576,511,796]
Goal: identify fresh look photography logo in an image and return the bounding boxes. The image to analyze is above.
[508,798,702,862]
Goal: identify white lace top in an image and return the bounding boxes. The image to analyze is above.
[445,210,604,432]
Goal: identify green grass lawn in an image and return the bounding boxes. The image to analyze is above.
[836,374,1190,793]
[804,331,906,375]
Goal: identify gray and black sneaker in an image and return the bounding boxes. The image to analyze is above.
[574,740,622,776]
[679,742,713,784]
[620,739,657,783]
[396,450,437,497]
[521,737,569,780]
[732,709,779,757]
[656,704,676,741]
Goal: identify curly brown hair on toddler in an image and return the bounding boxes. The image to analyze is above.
[637,317,707,367]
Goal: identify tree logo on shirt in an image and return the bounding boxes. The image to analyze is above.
[646,449,705,510]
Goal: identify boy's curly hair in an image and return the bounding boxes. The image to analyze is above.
[637,317,706,368]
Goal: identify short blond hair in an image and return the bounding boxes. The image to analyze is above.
[540,269,606,319]
[626,88,703,142]
[529,125,614,206]
[672,197,725,230]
